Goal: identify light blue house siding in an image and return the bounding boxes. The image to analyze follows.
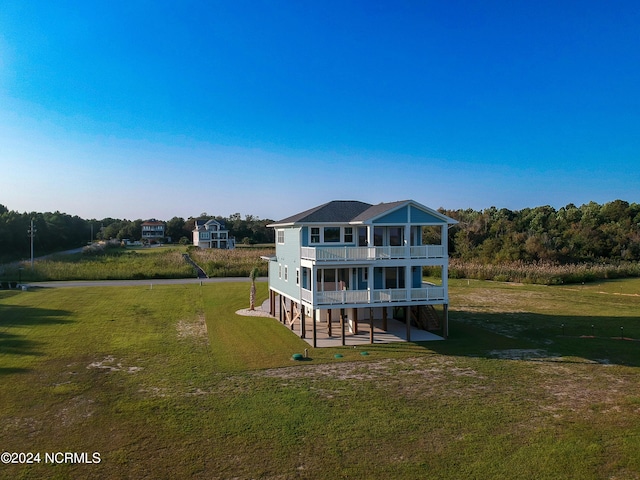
[268,227,302,301]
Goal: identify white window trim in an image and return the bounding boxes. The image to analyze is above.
[309,226,356,245]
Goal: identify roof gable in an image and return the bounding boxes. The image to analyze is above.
[269,200,457,226]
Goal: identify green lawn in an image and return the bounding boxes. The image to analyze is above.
[0,280,639,479]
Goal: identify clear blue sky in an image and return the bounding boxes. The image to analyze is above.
[1,1,638,221]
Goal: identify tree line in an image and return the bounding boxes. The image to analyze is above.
[1,200,639,266]
[0,205,275,263]
[442,199,640,263]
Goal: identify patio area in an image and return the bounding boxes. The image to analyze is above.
[257,299,444,348]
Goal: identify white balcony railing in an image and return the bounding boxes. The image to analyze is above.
[301,245,445,262]
[308,286,446,306]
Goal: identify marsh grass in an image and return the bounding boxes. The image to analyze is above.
[1,247,197,282]
[446,259,640,285]
[189,247,273,277]
[0,279,639,479]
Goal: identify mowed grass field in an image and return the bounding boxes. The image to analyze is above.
[1,279,639,479]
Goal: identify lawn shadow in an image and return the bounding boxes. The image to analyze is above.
[421,311,640,367]
[0,303,75,366]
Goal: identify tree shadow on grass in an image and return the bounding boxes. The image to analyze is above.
[0,303,74,375]
[420,311,640,367]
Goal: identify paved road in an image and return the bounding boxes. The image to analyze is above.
[26,277,268,288]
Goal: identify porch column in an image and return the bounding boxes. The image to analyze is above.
[441,224,449,297]
[382,307,388,331]
[367,225,374,247]
[279,295,283,324]
[270,290,275,316]
[443,303,449,339]
[369,307,374,344]
[404,223,411,257]
[340,308,346,346]
[353,308,358,335]
[405,306,411,342]
[328,309,332,337]
[289,298,294,331]
[312,309,317,348]
[301,304,306,339]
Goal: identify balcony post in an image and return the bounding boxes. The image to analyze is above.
[441,224,449,299]
[404,223,411,259]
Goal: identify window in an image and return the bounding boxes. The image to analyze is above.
[278,264,282,279]
[310,227,320,243]
[384,267,405,289]
[389,227,403,246]
[284,266,289,282]
[296,268,300,285]
[277,229,285,244]
[374,227,384,246]
[324,227,340,242]
[344,227,353,243]
[358,227,368,246]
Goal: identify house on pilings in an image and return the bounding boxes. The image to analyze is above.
[264,200,458,347]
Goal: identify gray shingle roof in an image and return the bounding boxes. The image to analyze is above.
[351,200,408,222]
[273,201,373,224]
[269,199,457,227]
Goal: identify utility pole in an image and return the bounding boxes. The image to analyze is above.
[28,219,37,268]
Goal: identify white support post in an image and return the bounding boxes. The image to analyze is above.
[441,224,449,297]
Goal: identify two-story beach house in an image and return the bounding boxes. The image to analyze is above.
[265,200,458,347]
[192,219,235,249]
[141,220,165,242]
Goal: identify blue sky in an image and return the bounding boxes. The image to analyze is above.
[1,1,638,221]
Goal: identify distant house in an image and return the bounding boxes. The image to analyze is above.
[264,200,457,347]
[192,219,235,249]
[141,220,166,242]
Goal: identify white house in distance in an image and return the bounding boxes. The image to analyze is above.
[264,200,458,347]
[141,220,165,242]
[192,219,235,249]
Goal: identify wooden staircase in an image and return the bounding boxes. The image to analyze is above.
[410,305,441,332]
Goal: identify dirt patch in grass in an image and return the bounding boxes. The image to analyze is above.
[86,355,143,373]
[176,312,209,344]
[535,363,640,419]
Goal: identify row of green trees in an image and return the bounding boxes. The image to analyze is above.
[0,206,90,263]
[0,205,275,263]
[442,200,640,263]
[2,200,639,266]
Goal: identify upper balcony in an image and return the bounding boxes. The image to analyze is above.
[300,285,446,306]
[300,245,445,262]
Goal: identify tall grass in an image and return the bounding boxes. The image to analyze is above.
[1,246,195,281]
[189,247,273,277]
[445,259,640,285]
